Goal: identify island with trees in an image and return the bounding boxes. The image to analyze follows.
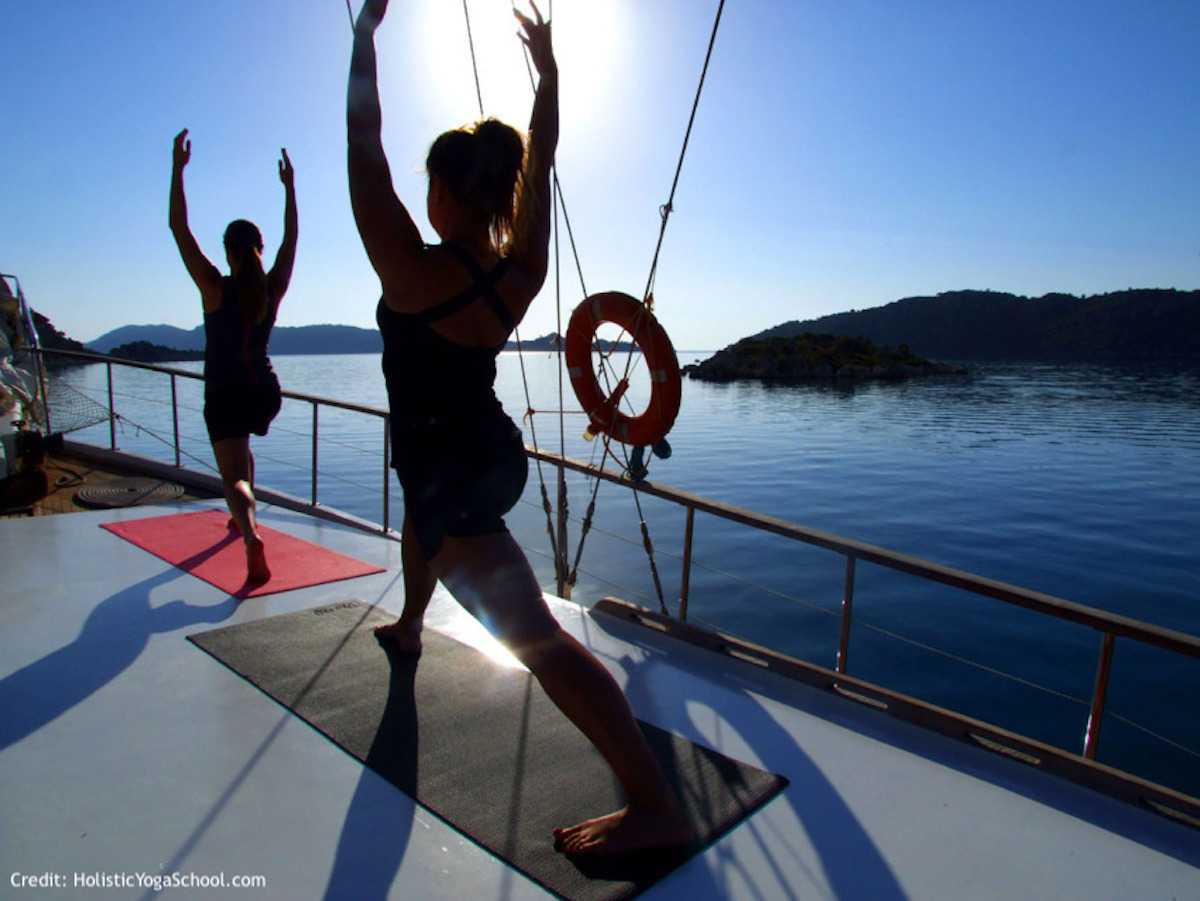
[684,333,965,382]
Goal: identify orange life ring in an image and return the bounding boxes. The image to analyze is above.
[564,291,681,446]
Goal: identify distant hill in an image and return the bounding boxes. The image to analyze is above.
[77,287,1200,364]
[756,289,1200,361]
[86,323,564,355]
[87,323,383,355]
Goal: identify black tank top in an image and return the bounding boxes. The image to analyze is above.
[203,277,278,394]
[377,244,519,452]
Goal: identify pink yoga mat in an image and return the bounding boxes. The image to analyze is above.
[101,509,386,598]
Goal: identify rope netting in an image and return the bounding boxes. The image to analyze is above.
[45,377,111,436]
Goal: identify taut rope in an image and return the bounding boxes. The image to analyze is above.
[363,0,727,610]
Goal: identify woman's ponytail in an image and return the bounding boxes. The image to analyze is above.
[223,220,269,324]
[427,118,526,254]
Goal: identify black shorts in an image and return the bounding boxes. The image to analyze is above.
[204,383,282,443]
[395,434,528,561]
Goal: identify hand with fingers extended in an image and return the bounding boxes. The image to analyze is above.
[278,148,295,190]
[515,2,555,77]
[173,128,191,172]
[355,0,390,33]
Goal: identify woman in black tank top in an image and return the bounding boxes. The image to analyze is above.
[169,129,298,584]
[348,0,691,857]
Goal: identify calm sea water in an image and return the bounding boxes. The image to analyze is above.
[55,352,1200,797]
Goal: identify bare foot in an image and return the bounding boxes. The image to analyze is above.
[246,536,270,583]
[553,804,694,857]
[374,619,422,654]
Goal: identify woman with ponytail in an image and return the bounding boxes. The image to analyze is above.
[348,0,692,856]
[169,128,298,583]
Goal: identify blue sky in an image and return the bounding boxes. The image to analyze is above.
[2,0,1196,351]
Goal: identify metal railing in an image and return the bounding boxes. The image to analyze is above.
[34,348,1200,767]
[529,446,1200,762]
[41,348,396,530]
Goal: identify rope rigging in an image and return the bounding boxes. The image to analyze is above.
[458,0,573,589]
[556,1,724,609]
[461,0,487,117]
[569,0,725,471]
[642,0,725,306]
[397,0,726,607]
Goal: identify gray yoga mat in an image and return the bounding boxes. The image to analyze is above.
[187,600,788,901]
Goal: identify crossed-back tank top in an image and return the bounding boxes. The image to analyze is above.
[377,243,519,453]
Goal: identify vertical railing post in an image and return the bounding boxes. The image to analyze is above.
[1083,632,1116,759]
[170,374,181,468]
[310,400,319,506]
[31,346,52,435]
[382,416,390,534]
[678,505,696,621]
[555,459,568,598]
[837,553,857,674]
[106,360,116,449]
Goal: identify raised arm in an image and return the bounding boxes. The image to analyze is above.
[509,3,559,286]
[267,148,299,303]
[169,129,223,310]
[347,0,424,291]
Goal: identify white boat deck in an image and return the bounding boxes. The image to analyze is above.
[2,499,1198,900]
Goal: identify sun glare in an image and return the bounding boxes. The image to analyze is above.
[416,0,623,136]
